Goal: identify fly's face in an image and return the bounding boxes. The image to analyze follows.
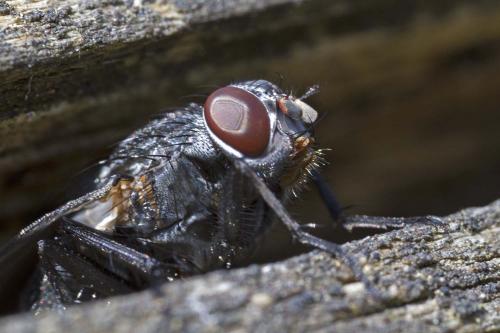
[203,80,324,196]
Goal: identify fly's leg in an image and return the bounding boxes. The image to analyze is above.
[58,218,178,288]
[341,215,444,231]
[33,238,133,311]
[310,170,444,230]
[234,160,382,299]
[310,170,342,224]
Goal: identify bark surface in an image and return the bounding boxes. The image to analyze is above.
[0,200,498,333]
[0,2,499,330]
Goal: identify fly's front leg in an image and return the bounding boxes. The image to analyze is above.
[310,170,342,224]
[341,215,444,231]
[235,160,382,299]
[310,170,444,231]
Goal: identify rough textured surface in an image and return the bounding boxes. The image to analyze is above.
[0,0,293,70]
[0,200,498,332]
[1,3,498,331]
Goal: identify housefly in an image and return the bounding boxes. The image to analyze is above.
[0,80,442,313]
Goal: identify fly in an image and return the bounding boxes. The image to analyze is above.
[0,80,443,313]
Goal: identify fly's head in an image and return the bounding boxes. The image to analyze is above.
[203,80,325,197]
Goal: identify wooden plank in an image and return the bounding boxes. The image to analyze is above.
[0,200,498,332]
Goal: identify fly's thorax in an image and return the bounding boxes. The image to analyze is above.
[97,107,219,183]
[149,155,217,228]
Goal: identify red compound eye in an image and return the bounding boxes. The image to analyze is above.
[204,86,270,157]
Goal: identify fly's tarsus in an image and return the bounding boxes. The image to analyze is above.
[341,215,445,231]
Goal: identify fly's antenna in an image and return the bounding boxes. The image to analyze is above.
[298,84,320,100]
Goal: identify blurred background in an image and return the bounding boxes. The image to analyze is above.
[0,0,499,262]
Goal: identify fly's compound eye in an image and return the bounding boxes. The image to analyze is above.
[204,86,271,157]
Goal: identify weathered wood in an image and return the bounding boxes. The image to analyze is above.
[0,200,498,332]
[0,0,291,70]
[0,3,499,329]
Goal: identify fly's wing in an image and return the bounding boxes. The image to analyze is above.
[0,182,114,312]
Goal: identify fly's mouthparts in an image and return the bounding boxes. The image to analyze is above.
[294,136,313,152]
